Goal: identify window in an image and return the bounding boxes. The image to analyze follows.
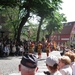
[55,36,57,40]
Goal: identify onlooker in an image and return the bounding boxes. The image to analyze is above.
[0,40,3,57]
[45,55,62,75]
[18,53,38,75]
[70,44,75,53]
[9,53,44,75]
[19,45,24,56]
[12,44,16,56]
[58,56,72,75]
[3,44,10,56]
[64,51,75,75]
[0,72,2,75]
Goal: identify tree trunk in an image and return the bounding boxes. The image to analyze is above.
[48,30,52,41]
[16,0,33,42]
[14,28,18,40]
[16,10,30,42]
[14,30,16,40]
[36,17,43,42]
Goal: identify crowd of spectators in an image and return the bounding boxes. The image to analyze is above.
[0,38,29,57]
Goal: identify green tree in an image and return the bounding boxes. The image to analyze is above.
[0,0,21,40]
[32,0,63,42]
[46,12,66,37]
[21,21,38,41]
[0,0,66,42]
[1,7,20,40]
[0,0,20,7]
[16,0,64,42]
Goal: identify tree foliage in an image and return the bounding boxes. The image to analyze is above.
[0,0,20,7]
[1,6,20,39]
[0,0,66,42]
[31,0,64,42]
[46,12,67,36]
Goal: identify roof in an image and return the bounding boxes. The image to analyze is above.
[53,21,75,35]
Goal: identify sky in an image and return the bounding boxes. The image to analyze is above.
[60,0,75,22]
[31,0,75,24]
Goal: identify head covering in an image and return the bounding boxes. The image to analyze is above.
[45,55,59,67]
[50,51,61,58]
[21,53,38,68]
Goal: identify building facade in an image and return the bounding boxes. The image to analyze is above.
[51,21,75,45]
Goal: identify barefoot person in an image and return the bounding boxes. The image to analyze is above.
[37,41,43,58]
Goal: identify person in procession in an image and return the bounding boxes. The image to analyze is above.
[37,41,43,58]
[28,41,34,53]
[46,41,50,57]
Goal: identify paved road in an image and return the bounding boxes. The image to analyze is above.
[0,53,48,75]
[0,51,61,75]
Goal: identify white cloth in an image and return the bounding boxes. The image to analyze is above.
[19,46,24,52]
[59,65,72,75]
[45,55,59,67]
[70,62,75,75]
[36,72,45,75]
[50,71,62,75]
[9,72,45,75]
[12,46,16,53]
[50,51,61,58]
